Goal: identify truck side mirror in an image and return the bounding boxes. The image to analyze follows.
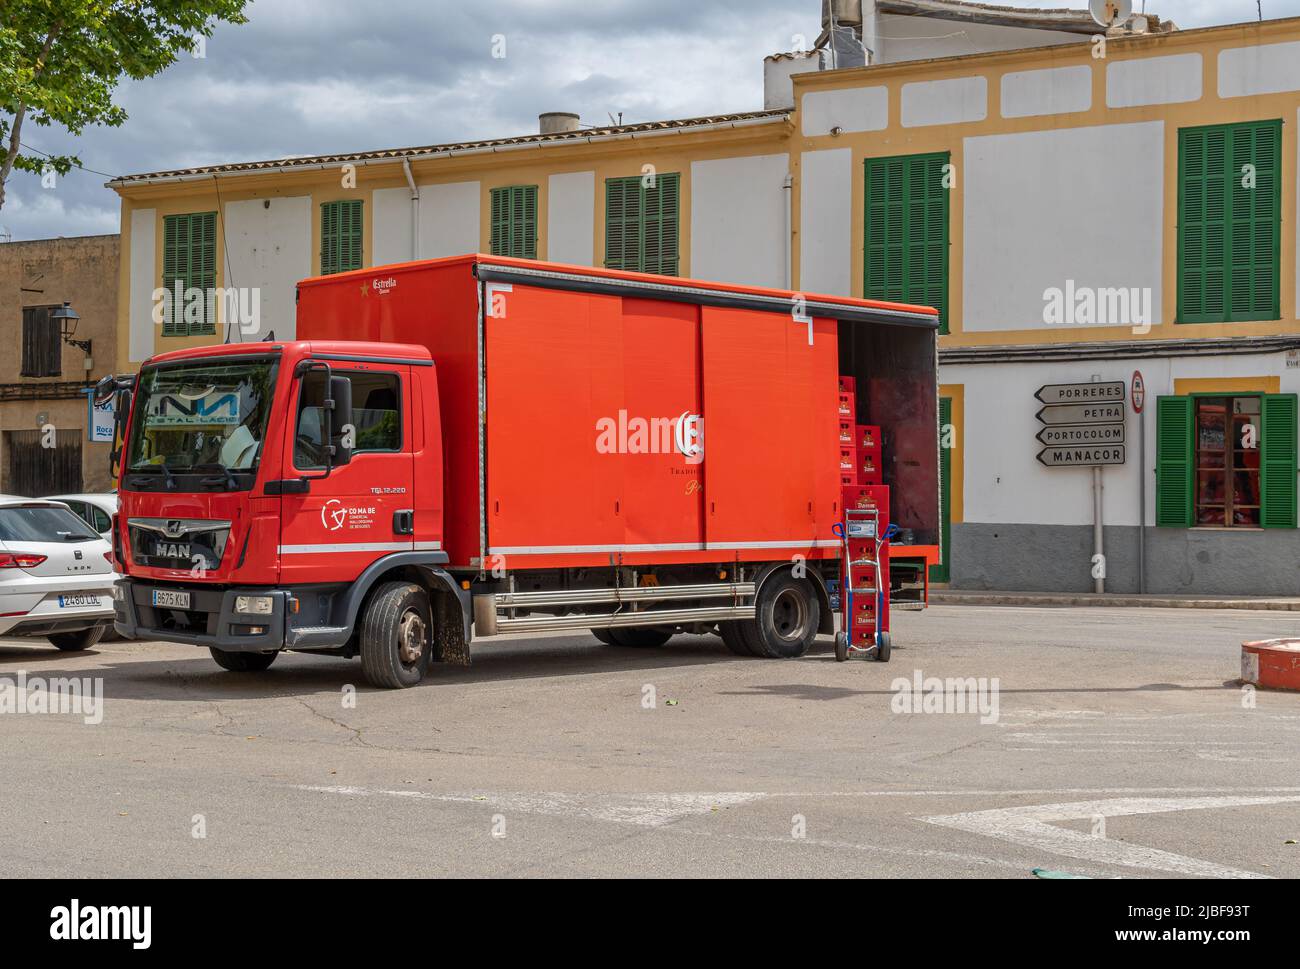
[328,374,353,467]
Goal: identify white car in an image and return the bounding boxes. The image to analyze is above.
[0,496,117,650]
[48,493,118,539]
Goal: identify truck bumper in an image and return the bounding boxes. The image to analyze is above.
[114,578,287,653]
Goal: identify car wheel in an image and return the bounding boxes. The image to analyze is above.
[359,581,433,689]
[209,647,278,672]
[48,624,106,652]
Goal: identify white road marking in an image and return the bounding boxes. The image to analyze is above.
[294,785,765,827]
[923,795,1300,879]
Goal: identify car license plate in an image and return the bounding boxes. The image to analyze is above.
[152,589,191,609]
[58,594,101,609]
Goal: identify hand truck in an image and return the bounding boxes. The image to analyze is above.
[832,508,893,662]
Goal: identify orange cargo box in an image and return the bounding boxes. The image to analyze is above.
[297,255,941,572]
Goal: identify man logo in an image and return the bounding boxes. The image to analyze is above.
[164,520,185,538]
[321,499,348,531]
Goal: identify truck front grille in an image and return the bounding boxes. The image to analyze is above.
[128,518,231,572]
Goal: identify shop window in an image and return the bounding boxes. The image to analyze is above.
[1157,393,1297,528]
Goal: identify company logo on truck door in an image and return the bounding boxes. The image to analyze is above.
[595,410,703,465]
[321,499,378,531]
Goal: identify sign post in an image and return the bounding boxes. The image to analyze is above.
[1132,370,1146,595]
[1035,380,1129,595]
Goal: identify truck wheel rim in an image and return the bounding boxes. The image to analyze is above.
[399,610,426,666]
[772,589,808,642]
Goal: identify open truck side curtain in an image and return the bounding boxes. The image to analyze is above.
[107,255,940,687]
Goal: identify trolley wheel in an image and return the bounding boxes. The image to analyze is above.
[834,632,849,663]
[875,631,892,663]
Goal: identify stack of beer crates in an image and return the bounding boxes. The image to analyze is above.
[837,376,890,645]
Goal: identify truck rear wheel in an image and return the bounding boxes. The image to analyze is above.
[741,572,819,659]
[360,582,432,689]
[718,621,754,657]
[209,647,278,672]
[591,629,617,645]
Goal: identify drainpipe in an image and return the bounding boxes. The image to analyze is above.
[402,156,420,259]
[783,173,793,290]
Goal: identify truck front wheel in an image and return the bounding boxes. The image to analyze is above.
[360,582,433,689]
[209,647,278,672]
[742,572,820,659]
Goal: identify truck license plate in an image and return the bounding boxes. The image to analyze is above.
[152,589,191,609]
[58,594,101,609]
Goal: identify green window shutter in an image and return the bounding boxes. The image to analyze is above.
[604,173,679,275]
[1260,393,1298,529]
[865,152,948,333]
[321,200,363,275]
[1178,119,1281,323]
[1155,396,1194,527]
[605,176,638,271]
[490,186,538,259]
[643,172,680,276]
[931,396,952,583]
[161,212,217,336]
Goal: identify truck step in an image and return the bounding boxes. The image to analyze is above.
[494,582,755,609]
[493,605,755,635]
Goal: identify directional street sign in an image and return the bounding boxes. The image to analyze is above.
[1037,445,1126,467]
[1035,381,1125,405]
[1035,401,1126,425]
[1036,423,1126,446]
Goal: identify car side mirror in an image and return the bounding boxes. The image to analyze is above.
[328,374,353,467]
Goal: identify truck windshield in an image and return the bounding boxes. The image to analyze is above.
[124,359,279,474]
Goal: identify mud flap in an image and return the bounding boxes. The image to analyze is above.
[431,582,472,667]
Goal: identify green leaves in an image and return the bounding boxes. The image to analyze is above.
[0,0,250,209]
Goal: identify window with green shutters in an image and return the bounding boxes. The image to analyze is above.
[605,173,680,276]
[1156,393,1297,529]
[864,152,949,334]
[1177,120,1281,323]
[490,185,538,259]
[321,200,364,275]
[161,212,217,336]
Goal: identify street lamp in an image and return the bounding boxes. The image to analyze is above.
[51,301,92,356]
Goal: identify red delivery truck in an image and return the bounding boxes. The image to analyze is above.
[104,255,940,687]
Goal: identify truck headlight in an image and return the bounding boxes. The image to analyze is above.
[111,584,124,602]
[235,595,274,615]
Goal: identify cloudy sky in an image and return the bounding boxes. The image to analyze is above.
[1,0,1294,241]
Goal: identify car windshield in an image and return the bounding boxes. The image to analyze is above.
[0,506,100,543]
[125,359,279,474]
